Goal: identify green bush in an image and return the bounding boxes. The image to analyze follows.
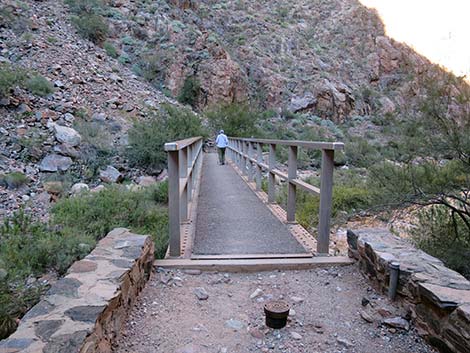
[127,104,206,171]
[412,205,470,279]
[64,0,106,15]
[274,171,371,233]
[0,211,94,338]
[0,63,27,98]
[177,76,200,107]
[0,172,29,190]
[206,103,262,137]
[51,184,169,257]
[72,13,108,43]
[103,41,118,58]
[74,120,114,180]
[25,76,54,97]
[0,180,170,338]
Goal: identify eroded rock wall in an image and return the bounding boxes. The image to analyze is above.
[347,228,470,353]
[0,228,154,353]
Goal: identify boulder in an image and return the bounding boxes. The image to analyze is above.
[71,183,89,195]
[99,166,123,183]
[53,125,82,147]
[39,154,73,172]
[287,93,317,113]
[137,176,157,187]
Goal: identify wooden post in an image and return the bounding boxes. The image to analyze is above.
[248,142,254,181]
[287,145,297,222]
[242,141,248,175]
[238,140,242,170]
[179,148,188,222]
[268,144,276,203]
[168,150,180,257]
[317,149,335,255]
[256,143,262,190]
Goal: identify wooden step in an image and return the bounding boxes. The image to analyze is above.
[155,256,354,272]
[190,253,313,260]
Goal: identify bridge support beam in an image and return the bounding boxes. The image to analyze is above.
[317,149,335,255]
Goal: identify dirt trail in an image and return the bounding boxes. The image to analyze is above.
[114,265,435,353]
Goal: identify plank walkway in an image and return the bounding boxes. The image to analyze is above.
[192,153,308,255]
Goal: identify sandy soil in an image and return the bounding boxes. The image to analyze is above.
[113,264,435,353]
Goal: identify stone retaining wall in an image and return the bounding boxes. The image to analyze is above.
[347,228,470,353]
[0,228,154,353]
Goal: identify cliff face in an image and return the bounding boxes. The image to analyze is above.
[103,0,458,122]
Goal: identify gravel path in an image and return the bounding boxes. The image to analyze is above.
[193,153,306,255]
[114,265,435,353]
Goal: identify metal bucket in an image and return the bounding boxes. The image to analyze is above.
[264,300,290,329]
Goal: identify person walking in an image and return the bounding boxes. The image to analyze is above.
[215,129,228,165]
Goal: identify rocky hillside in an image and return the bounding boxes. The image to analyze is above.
[101,0,459,122]
[0,0,468,221]
[0,0,176,220]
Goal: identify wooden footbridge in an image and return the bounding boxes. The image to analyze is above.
[156,137,353,271]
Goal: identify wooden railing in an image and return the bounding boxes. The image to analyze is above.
[226,138,344,255]
[164,137,203,257]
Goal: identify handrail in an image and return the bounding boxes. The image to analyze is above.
[165,136,204,257]
[164,136,202,151]
[226,137,342,255]
[234,138,344,151]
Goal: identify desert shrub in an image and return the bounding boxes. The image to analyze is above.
[206,103,262,137]
[65,0,108,43]
[138,52,169,85]
[275,172,371,233]
[51,184,169,257]
[0,180,170,338]
[0,211,94,338]
[25,75,54,96]
[74,120,114,179]
[0,63,27,98]
[177,76,200,107]
[71,13,108,43]
[0,172,29,190]
[412,205,470,279]
[293,185,371,232]
[344,136,381,168]
[64,0,106,14]
[103,41,118,58]
[127,104,206,171]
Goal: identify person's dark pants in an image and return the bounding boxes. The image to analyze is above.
[218,147,226,164]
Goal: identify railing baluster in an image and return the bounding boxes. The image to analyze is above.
[256,143,262,190]
[242,141,248,175]
[248,141,254,181]
[287,145,298,222]
[268,144,276,203]
[318,149,335,255]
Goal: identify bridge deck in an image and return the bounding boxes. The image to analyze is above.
[192,153,308,255]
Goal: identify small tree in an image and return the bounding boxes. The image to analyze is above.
[177,76,200,107]
[205,103,261,137]
[127,104,206,171]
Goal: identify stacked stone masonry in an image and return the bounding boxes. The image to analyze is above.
[0,228,154,353]
[348,228,470,353]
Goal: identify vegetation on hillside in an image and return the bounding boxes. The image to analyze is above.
[0,63,54,98]
[127,104,207,171]
[0,183,168,339]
